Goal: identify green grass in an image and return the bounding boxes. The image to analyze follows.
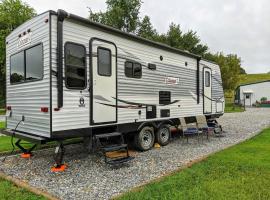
[0,109,5,115]
[0,178,46,200]
[225,103,245,113]
[119,128,270,200]
[0,121,5,129]
[239,73,270,85]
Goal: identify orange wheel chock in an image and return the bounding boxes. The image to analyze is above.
[51,164,67,172]
[20,153,32,159]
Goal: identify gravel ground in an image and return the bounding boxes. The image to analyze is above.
[0,108,270,200]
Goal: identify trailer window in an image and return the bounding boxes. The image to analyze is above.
[205,71,210,87]
[65,43,86,89]
[98,47,111,76]
[10,51,24,83]
[125,61,133,78]
[26,44,43,81]
[124,61,142,79]
[10,44,43,84]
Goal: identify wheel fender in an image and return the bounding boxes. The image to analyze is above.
[137,122,157,132]
[157,120,174,129]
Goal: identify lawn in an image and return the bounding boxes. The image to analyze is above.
[0,109,5,115]
[0,121,5,129]
[225,103,245,113]
[119,128,270,200]
[239,73,270,85]
[0,178,46,200]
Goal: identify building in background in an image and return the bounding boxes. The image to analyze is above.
[235,80,270,106]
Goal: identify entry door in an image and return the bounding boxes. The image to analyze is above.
[203,68,212,113]
[90,39,117,125]
[244,93,252,106]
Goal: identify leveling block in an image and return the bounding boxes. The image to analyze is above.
[20,153,32,158]
[51,164,67,172]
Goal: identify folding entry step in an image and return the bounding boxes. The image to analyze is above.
[94,132,134,164]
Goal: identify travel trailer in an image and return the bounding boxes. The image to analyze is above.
[4,10,224,166]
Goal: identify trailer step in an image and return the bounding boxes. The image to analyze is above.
[94,132,134,164]
[106,156,134,165]
[103,144,127,152]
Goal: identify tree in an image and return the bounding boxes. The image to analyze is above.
[137,15,157,40]
[0,0,36,105]
[213,53,242,91]
[239,67,246,74]
[89,0,142,33]
[155,23,208,56]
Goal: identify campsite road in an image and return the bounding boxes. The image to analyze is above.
[1,108,270,200]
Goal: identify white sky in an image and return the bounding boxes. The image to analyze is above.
[24,0,270,74]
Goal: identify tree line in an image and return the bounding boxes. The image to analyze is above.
[0,0,244,106]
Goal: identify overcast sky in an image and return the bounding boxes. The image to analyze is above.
[24,0,270,74]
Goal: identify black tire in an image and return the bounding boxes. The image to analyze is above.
[134,126,155,151]
[156,124,171,146]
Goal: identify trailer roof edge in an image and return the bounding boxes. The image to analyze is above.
[200,58,218,65]
[54,9,201,60]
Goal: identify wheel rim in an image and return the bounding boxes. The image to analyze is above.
[160,127,170,143]
[141,130,153,148]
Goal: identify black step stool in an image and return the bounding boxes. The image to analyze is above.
[94,132,134,164]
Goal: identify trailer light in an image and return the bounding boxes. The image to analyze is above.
[27,28,31,33]
[18,34,21,38]
[54,108,60,111]
[6,106,11,110]
[23,31,26,35]
[45,18,49,23]
[41,107,49,113]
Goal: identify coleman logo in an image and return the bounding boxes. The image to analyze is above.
[18,32,32,48]
[79,97,85,107]
[165,77,180,85]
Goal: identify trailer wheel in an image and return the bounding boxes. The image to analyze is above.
[156,124,170,146]
[134,126,154,151]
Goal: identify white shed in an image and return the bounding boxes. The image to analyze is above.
[235,80,270,106]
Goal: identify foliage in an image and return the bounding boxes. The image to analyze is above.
[214,53,242,91]
[0,0,36,105]
[137,15,157,40]
[261,97,267,102]
[240,67,246,74]
[89,0,142,33]
[155,23,208,56]
[119,128,270,200]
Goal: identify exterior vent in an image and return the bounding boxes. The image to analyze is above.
[159,91,171,105]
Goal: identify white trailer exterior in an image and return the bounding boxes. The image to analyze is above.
[5,10,224,145]
[235,81,270,106]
